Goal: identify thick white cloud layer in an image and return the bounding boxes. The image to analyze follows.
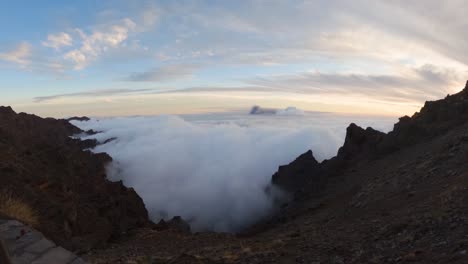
[72,113,395,232]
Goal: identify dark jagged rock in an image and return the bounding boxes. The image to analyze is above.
[249,105,276,115]
[0,106,149,252]
[0,106,15,115]
[271,124,386,194]
[382,80,468,150]
[85,129,99,135]
[273,82,468,196]
[155,216,191,233]
[272,150,322,194]
[78,138,99,149]
[336,123,386,160]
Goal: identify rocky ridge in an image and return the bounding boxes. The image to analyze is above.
[0,107,149,252]
[273,81,468,196]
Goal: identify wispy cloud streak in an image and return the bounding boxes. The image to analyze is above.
[34,88,153,102]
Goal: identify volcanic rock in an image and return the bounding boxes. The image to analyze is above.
[272,150,322,194]
[336,123,386,160]
[0,107,149,252]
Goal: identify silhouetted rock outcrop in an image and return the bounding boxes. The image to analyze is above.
[337,123,386,160]
[271,124,387,195]
[272,150,323,194]
[67,116,90,122]
[380,80,468,151]
[272,81,468,195]
[249,105,276,115]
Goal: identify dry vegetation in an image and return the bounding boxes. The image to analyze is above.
[0,189,38,227]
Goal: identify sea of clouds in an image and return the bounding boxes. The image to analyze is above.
[71,111,396,232]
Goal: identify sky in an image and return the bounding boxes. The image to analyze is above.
[1,0,467,117]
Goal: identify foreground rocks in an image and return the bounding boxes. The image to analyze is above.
[0,107,149,252]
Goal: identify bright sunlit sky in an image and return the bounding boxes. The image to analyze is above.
[1,0,467,117]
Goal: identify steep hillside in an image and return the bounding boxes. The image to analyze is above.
[0,107,149,252]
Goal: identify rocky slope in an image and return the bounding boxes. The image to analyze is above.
[0,106,149,252]
[261,81,468,263]
[86,82,468,263]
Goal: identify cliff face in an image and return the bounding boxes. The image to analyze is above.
[0,107,149,252]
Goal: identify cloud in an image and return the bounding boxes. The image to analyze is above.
[63,50,86,69]
[249,64,465,104]
[156,86,276,94]
[336,1,468,67]
[64,18,137,69]
[42,33,73,50]
[9,0,468,115]
[71,113,394,232]
[142,0,468,71]
[141,6,159,29]
[125,64,200,82]
[0,42,32,67]
[34,88,152,102]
